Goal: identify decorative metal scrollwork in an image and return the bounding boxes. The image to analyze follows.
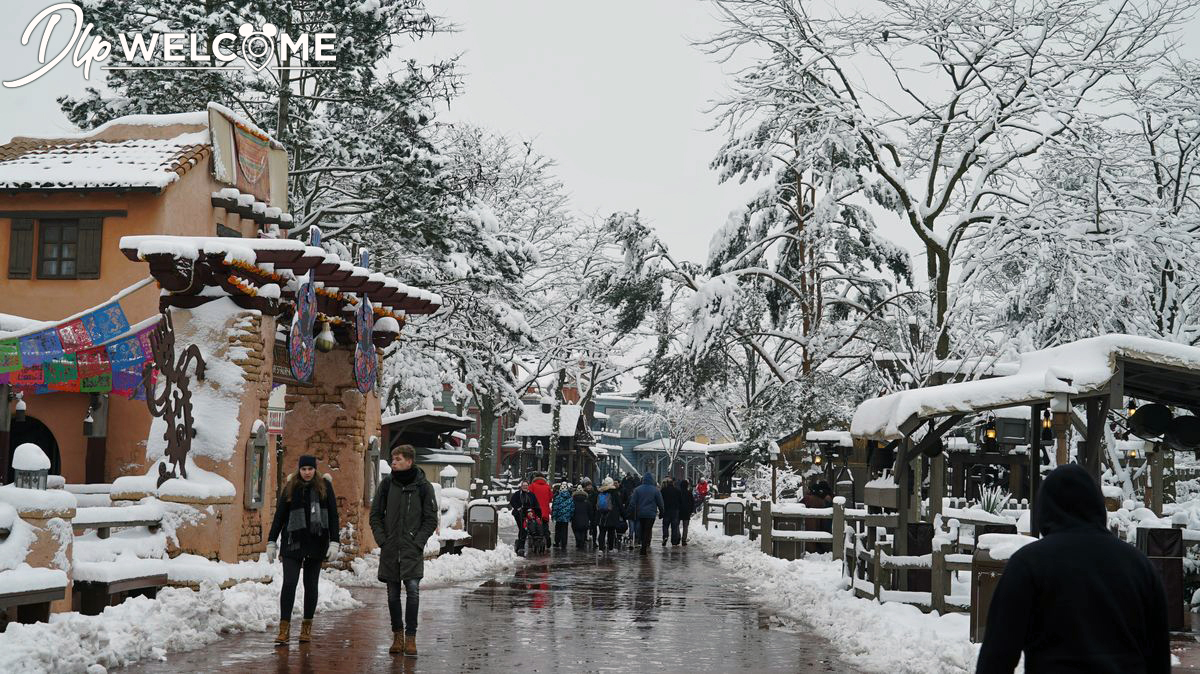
[142,310,207,487]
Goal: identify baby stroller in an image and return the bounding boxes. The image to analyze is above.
[524,510,549,555]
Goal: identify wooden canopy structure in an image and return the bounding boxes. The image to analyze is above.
[850,335,1200,556]
[119,236,440,344]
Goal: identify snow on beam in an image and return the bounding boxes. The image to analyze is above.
[851,335,1200,441]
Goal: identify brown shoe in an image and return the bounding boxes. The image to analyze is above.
[274,620,290,646]
[298,619,313,643]
[404,633,417,656]
[389,631,404,654]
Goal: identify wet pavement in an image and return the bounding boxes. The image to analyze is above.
[121,530,850,673]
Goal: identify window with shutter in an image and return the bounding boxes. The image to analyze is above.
[77,217,102,279]
[7,218,34,279]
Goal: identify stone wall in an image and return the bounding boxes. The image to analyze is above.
[281,345,380,565]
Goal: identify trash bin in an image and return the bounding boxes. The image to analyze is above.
[724,501,745,537]
[466,503,498,551]
[1137,527,1184,631]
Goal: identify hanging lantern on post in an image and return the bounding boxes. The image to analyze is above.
[983,414,998,447]
[1127,398,1138,418]
[1040,409,1053,442]
[14,392,25,423]
[315,320,336,353]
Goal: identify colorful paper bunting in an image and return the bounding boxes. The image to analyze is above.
[81,302,130,345]
[0,339,20,373]
[19,329,61,367]
[57,318,93,353]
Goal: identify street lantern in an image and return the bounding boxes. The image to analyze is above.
[1127,398,1138,418]
[440,464,458,489]
[1040,409,1053,442]
[12,443,50,490]
[984,416,997,442]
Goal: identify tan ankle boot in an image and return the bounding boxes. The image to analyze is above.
[298,619,313,643]
[389,631,404,654]
[404,633,417,656]
[274,620,290,645]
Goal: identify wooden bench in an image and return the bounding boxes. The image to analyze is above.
[72,559,169,616]
[0,569,68,631]
[72,505,163,540]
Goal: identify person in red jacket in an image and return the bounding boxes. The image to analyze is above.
[528,473,553,541]
[696,478,710,502]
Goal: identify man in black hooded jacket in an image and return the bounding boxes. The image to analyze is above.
[976,464,1169,673]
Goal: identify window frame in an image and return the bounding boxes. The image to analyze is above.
[36,218,81,280]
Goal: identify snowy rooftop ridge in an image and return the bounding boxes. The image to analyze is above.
[513,403,582,438]
[382,409,475,426]
[851,334,1200,441]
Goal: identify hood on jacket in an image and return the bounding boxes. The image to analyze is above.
[598,483,616,492]
[531,476,548,485]
[642,472,656,486]
[1034,464,1108,535]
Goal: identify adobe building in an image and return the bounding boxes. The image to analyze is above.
[0,104,441,565]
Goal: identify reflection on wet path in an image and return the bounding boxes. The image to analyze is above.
[121,539,850,673]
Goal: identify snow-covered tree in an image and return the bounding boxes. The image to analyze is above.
[620,400,726,477]
[703,0,1193,358]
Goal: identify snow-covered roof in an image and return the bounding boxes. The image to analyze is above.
[513,403,582,438]
[871,352,1020,378]
[0,124,210,190]
[634,439,740,454]
[852,335,1200,441]
[592,411,610,420]
[805,430,853,447]
[382,409,474,427]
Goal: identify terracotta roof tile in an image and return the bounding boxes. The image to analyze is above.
[0,133,211,191]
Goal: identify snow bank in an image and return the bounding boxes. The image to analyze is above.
[691,525,979,672]
[0,512,37,571]
[323,544,521,589]
[0,574,357,674]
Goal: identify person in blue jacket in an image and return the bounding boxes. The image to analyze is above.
[628,472,664,555]
[550,483,575,551]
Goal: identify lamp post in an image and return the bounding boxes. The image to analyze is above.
[768,443,781,503]
[12,442,50,490]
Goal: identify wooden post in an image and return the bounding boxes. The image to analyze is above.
[1029,404,1044,535]
[910,454,923,523]
[930,453,945,522]
[760,500,773,556]
[895,437,912,591]
[702,501,709,529]
[832,497,845,561]
[931,546,947,614]
[872,545,883,600]
[1053,411,1071,466]
[1084,397,1107,485]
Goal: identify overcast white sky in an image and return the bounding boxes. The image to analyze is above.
[0,0,928,267]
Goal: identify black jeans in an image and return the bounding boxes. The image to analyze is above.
[662,515,681,544]
[599,526,617,551]
[572,525,588,549]
[638,517,655,551]
[280,555,322,621]
[681,516,691,543]
[387,579,421,634]
[554,521,569,549]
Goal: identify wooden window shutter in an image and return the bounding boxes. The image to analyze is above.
[7,218,33,279]
[77,217,103,279]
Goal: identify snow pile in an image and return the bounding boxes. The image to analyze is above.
[692,525,978,672]
[74,555,168,583]
[12,443,52,471]
[323,543,520,589]
[0,574,358,674]
[144,299,252,463]
[164,554,273,586]
[112,456,235,502]
[0,565,68,594]
[977,534,1037,561]
[0,484,77,517]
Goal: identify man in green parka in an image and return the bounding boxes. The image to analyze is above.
[370,444,438,657]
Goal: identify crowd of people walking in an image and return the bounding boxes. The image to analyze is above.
[510,471,710,556]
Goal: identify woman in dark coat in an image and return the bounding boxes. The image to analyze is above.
[678,479,696,545]
[267,454,339,645]
[571,486,592,550]
[594,477,624,552]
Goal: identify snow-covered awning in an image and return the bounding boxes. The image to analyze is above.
[420,453,475,465]
[634,439,740,454]
[851,335,1200,441]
